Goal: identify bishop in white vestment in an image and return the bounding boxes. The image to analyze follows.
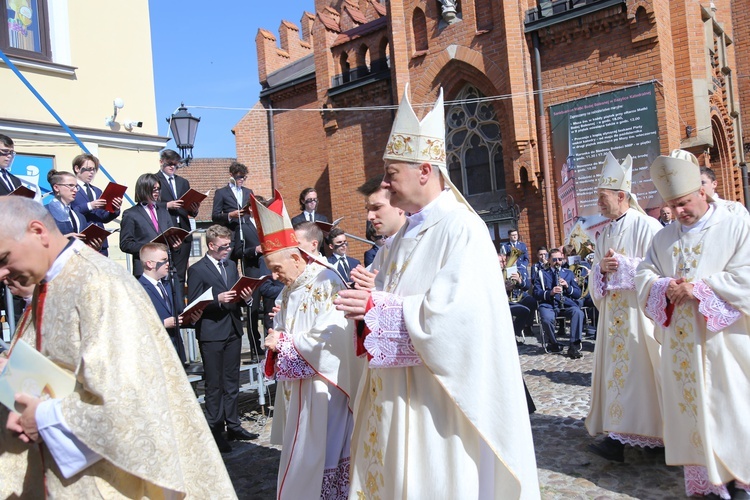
[254,192,363,500]
[586,153,664,459]
[636,151,750,498]
[336,86,539,499]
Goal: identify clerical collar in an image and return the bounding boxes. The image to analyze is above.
[680,204,715,233]
[404,189,449,238]
[44,238,84,284]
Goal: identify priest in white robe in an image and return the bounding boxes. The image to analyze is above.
[586,152,664,462]
[335,85,540,499]
[635,150,750,499]
[0,196,236,499]
[699,164,750,220]
[254,191,363,500]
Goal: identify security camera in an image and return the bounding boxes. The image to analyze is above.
[123,120,144,131]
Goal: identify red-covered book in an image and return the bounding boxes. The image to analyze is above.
[9,185,35,199]
[228,275,271,302]
[80,223,112,242]
[179,188,209,208]
[150,227,195,245]
[99,182,127,212]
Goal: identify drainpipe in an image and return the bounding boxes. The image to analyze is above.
[532,31,556,248]
[263,98,278,192]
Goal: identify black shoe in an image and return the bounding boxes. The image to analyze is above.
[227,428,259,441]
[587,436,625,462]
[213,433,232,453]
[547,344,564,353]
[729,481,750,500]
[567,346,583,359]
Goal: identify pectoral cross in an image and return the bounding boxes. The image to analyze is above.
[678,260,691,278]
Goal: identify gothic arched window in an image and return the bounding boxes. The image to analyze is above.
[446,84,504,195]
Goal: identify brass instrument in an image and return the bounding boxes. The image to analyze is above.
[568,240,594,297]
[503,245,525,303]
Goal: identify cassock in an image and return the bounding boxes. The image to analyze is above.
[268,262,363,499]
[586,208,664,445]
[349,190,540,500]
[0,243,236,498]
[636,203,750,488]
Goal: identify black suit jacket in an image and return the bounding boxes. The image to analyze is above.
[156,171,193,232]
[212,185,253,231]
[138,275,187,362]
[0,169,23,196]
[119,203,174,277]
[187,256,243,342]
[327,254,360,282]
[231,221,263,276]
[291,211,329,226]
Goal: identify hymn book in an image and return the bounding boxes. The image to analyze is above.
[0,340,76,413]
[9,185,35,199]
[314,216,344,235]
[151,227,196,245]
[228,276,271,302]
[178,188,209,208]
[99,182,128,212]
[80,223,112,242]
[182,287,213,317]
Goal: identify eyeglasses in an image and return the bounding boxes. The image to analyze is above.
[551,257,565,262]
[0,149,16,157]
[56,183,79,190]
[152,186,161,191]
[233,175,247,180]
[304,198,318,204]
[79,167,96,173]
[162,162,179,168]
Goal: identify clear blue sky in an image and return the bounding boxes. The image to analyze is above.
[149,0,312,159]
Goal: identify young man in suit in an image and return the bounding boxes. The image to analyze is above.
[139,242,204,364]
[119,173,182,278]
[156,149,199,288]
[70,154,121,256]
[212,161,253,232]
[187,225,256,453]
[500,228,530,272]
[290,187,329,226]
[326,227,360,282]
[0,134,22,196]
[232,203,264,356]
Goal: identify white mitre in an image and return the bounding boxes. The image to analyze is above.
[597,151,645,213]
[650,149,705,202]
[383,83,474,212]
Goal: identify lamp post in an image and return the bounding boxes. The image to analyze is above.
[167,103,200,165]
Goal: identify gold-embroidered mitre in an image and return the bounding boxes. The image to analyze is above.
[597,151,645,213]
[650,149,702,202]
[250,190,299,255]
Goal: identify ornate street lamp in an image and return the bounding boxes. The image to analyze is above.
[167,103,200,165]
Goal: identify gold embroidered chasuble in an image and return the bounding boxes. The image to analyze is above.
[0,245,236,499]
[636,205,750,485]
[586,209,664,441]
[269,262,363,499]
[349,191,540,500]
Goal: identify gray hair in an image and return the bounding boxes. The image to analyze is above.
[0,197,59,240]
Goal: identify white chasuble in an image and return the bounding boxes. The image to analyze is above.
[636,205,750,485]
[586,209,664,443]
[349,191,540,499]
[269,263,363,499]
[0,245,236,499]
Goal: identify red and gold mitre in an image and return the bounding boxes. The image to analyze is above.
[250,190,299,255]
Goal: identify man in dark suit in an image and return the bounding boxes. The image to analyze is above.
[499,251,538,341]
[119,173,181,278]
[532,248,585,359]
[212,161,253,233]
[138,242,201,363]
[231,209,264,355]
[156,149,198,288]
[188,225,256,453]
[0,134,22,196]
[500,229,530,272]
[326,227,360,282]
[70,153,121,256]
[290,187,329,226]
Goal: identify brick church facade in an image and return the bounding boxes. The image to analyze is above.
[234,0,748,257]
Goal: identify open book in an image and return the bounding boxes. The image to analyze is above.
[9,185,35,199]
[151,227,196,245]
[0,340,77,413]
[182,287,213,317]
[314,216,344,235]
[179,188,209,208]
[228,275,271,302]
[80,223,112,242]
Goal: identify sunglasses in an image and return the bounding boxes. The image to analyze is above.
[551,257,565,262]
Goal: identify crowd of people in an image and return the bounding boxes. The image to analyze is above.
[1,77,750,500]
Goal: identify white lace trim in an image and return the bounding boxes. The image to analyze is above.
[606,255,641,291]
[591,263,606,302]
[609,432,663,448]
[363,291,422,368]
[693,280,741,333]
[645,277,671,327]
[684,465,731,499]
[321,457,350,500]
[276,333,315,380]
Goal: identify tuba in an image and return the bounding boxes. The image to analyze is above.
[568,241,594,297]
[503,245,525,303]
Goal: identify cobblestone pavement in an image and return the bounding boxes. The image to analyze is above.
[218,335,688,499]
